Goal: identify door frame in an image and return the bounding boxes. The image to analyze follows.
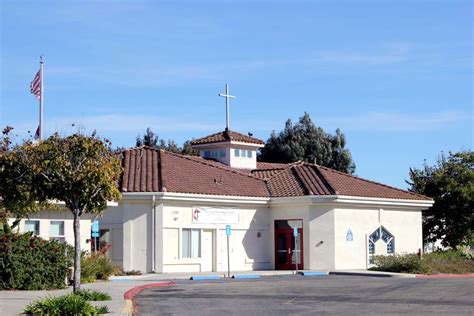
[274,219,304,270]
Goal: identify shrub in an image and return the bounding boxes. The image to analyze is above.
[370,250,474,274]
[0,231,73,290]
[370,254,427,274]
[75,289,112,301]
[422,250,474,274]
[23,293,108,315]
[81,248,114,283]
[113,267,142,276]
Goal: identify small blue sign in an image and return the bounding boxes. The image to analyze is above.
[92,232,100,238]
[225,225,231,236]
[346,229,353,241]
[91,220,99,233]
[293,227,298,237]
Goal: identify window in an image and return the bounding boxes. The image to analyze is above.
[182,229,200,258]
[219,150,225,158]
[203,151,211,158]
[211,150,219,158]
[247,150,253,158]
[234,149,240,157]
[50,221,65,243]
[368,226,394,256]
[25,220,40,235]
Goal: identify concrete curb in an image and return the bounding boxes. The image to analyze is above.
[121,281,176,316]
[329,271,416,278]
[415,273,474,279]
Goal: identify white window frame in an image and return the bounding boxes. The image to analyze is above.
[24,220,40,236]
[367,225,394,267]
[182,228,201,258]
[50,220,65,243]
[234,149,240,157]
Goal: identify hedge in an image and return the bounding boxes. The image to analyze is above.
[0,231,73,290]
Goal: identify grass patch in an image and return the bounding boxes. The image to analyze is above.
[74,289,112,301]
[24,293,109,315]
[370,250,474,274]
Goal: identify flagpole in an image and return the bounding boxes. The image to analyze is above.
[39,56,44,140]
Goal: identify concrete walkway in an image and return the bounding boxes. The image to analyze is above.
[0,269,413,316]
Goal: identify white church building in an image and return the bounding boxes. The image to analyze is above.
[99,128,433,273]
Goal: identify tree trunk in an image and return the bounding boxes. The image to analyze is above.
[73,210,81,292]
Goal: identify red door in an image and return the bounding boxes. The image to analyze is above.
[275,220,303,270]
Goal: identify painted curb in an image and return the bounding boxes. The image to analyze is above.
[416,273,474,279]
[190,275,221,280]
[298,271,328,276]
[232,274,261,279]
[121,281,176,316]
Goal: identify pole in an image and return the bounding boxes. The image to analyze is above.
[39,56,44,140]
[227,234,230,278]
[225,84,230,131]
[295,234,298,274]
[94,236,97,254]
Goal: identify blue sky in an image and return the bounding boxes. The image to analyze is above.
[1,0,472,189]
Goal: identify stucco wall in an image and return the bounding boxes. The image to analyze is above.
[10,210,92,252]
[268,204,312,269]
[161,202,271,273]
[334,207,423,269]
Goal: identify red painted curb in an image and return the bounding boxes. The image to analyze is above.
[416,273,474,279]
[123,281,176,299]
[123,281,176,315]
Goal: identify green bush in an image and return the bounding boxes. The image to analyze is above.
[370,253,427,274]
[81,251,114,283]
[23,293,109,315]
[422,250,474,274]
[0,231,73,290]
[370,250,474,274]
[75,289,112,301]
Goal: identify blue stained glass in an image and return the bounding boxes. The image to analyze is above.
[370,229,380,242]
[381,228,393,243]
[369,241,375,254]
[387,240,394,254]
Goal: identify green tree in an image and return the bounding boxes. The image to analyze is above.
[0,127,48,231]
[408,151,474,249]
[136,127,198,155]
[3,132,122,292]
[259,112,356,174]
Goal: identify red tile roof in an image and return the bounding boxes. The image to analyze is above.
[120,147,268,197]
[190,130,264,146]
[119,147,431,201]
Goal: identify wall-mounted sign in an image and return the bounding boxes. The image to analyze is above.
[193,207,239,224]
[346,229,353,241]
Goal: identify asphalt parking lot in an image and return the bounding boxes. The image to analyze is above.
[135,275,474,315]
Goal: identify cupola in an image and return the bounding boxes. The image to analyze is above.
[190,130,264,169]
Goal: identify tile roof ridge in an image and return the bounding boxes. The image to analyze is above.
[160,150,266,182]
[259,160,305,181]
[289,162,337,195]
[316,164,431,200]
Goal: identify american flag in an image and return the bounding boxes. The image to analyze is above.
[30,69,41,100]
[34,125,41,140]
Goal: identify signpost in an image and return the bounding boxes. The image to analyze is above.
[293,226,298,273]
[91,220,99,253]
[226,225,231,278]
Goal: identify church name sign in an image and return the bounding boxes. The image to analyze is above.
[193,207,239,224]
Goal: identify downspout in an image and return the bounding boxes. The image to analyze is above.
[151,195,156,273]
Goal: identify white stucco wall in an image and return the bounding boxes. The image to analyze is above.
[161,202,271,273]
[100,193,428,274]
[9,210,93,252]
[334,207,423,269]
